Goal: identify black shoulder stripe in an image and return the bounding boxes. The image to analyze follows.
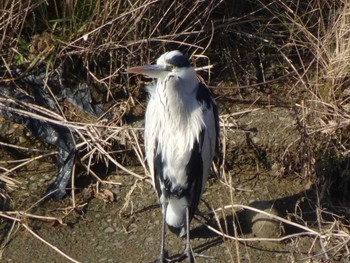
[153,141,164,199]
[196,82,212,108]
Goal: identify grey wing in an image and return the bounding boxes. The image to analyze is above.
[200,101,218,187]
[195,83,219,191]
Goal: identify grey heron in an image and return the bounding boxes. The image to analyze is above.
[127,50,219,262]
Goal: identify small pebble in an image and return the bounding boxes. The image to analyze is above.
[104,227,115,233]
[96,245,103,250]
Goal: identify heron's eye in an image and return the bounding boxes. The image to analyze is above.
[168,64,175,71]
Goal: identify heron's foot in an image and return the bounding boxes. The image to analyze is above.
[153,250,171,263]
[163,253,187,263]
[154,248,215,263]
[153,258,172,263]
[183,247,215,263]
[192,251,215,261]
[184,246,194,263]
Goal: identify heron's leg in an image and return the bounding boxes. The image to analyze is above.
[184,207,195,263]
[159,204,168,263]
[182,207,214,263]
[169,207,194,263]
[160,209,166,260]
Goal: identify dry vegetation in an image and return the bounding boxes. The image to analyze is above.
[0,0,350,262]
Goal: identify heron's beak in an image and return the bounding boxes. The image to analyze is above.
[126,65,168,78]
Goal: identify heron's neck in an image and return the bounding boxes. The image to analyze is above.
[157,80,197,122]
[154,78,203,154]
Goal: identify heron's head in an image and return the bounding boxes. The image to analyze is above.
[127,51,197,85]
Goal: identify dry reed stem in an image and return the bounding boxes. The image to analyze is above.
[1,152,56,178]
[22,223,80,263]
[0,141,53,153]
[0,211,65,225]
[0,151,57,187]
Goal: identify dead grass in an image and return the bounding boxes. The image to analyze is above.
[273,0,350,128]
[0,0,350,262]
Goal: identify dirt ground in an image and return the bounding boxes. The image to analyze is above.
[1,102,349,263]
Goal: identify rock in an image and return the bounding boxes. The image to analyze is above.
[244,201,283,238]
